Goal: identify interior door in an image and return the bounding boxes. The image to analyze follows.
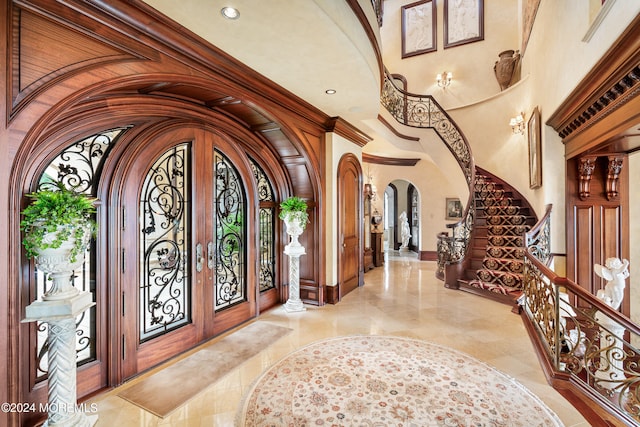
[338,154,362,298]
[120,126,255,378]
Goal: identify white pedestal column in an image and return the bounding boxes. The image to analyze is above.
[22,238,98,427]
[23,292,97,427]
[283,244,306,312]
[282,216,306,312]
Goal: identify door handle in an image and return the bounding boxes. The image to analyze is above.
[196,243,203,272]
[207,241,214,269]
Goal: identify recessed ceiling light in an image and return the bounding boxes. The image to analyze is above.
[221,7,240,20]
[325,89,337,95]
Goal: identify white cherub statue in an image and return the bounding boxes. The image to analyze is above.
[594,257,629,310]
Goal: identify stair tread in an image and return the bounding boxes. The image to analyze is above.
[447,172,534,303]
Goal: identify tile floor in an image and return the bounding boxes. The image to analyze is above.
[86,252,589,426]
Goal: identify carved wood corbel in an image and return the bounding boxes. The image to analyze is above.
[578,156,597,200]
[606,156,624,200]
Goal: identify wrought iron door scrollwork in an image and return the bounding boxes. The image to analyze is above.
[249,158,276,293]
[34,127,130,378]
[139,144,190,342]
[214,151,246,310]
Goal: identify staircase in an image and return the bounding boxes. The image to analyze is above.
[456,170,537,305]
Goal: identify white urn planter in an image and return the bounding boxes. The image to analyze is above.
[35,224,93,301]
[283,215,305,248]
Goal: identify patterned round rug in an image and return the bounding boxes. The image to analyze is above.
[236,335,564,426]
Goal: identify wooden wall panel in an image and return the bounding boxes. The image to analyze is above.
[566,155,629,315]
[574,206,594,292]
[601,206,622,263]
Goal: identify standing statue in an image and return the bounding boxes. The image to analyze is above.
[399,211,411,250]
[595,257,629,310]
[594,257,630,389]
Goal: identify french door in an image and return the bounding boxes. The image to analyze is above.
[120,127,256,378]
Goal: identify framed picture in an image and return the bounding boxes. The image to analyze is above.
[444,0,484,49]
[521,0,541,55]
[445,198,462,220]
[528,106,542,189]
[401,0,436,58]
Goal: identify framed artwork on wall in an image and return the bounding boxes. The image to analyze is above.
[445,198,462,220]
[444,0,484,49]
[528,106,542,189]
[401,0,436,58]
[521,0,541,54]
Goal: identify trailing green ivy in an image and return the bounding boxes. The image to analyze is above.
[20,183,97,262]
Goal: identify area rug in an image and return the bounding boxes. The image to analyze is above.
[118,321,292,418]
[236,335,564,426]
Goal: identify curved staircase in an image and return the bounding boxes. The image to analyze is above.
[455,169,537,305]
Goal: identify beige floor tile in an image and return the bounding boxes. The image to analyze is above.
[87,252,588,426]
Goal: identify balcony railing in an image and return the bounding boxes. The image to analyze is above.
[380,70,475,278]
[523,206,640,426]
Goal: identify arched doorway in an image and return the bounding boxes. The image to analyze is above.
[116,124,261,377]
[17,117,291,422]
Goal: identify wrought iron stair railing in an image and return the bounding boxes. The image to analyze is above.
[523,205,640,426]
[380,70,475,281]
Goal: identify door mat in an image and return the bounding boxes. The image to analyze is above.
[118,321,292,418]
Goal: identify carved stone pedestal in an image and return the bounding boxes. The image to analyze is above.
[283,243,306,312]
[23,292,97,426]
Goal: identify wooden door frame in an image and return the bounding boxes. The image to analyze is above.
[336,153,363,300]
[112,122,261,379]
[387,183,399,250]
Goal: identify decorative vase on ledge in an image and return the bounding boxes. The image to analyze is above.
[493,49,521,91]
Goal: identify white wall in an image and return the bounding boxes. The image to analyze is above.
[365,157,467,253]
[366,0,640,258]
[520,0,640,254]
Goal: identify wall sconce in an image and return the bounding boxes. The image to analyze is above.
[364,169,377,202]
[436,71,452,89]
[364,183,377,201]
[510,113,525,134]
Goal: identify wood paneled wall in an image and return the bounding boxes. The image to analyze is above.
[566,155,630,316]
[548,15,640,321]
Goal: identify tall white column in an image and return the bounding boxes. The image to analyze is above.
[23,245,98,426]
[283,244,306,312]
[283,216,306,312]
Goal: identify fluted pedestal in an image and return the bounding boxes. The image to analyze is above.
[22,233,97,426]
[282,215,306,312]
[283,244,306,312]
[24,292,97,426]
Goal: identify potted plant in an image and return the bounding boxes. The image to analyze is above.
[279,196,309,225]
[20,183,97,265]
[279,196,309,247]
